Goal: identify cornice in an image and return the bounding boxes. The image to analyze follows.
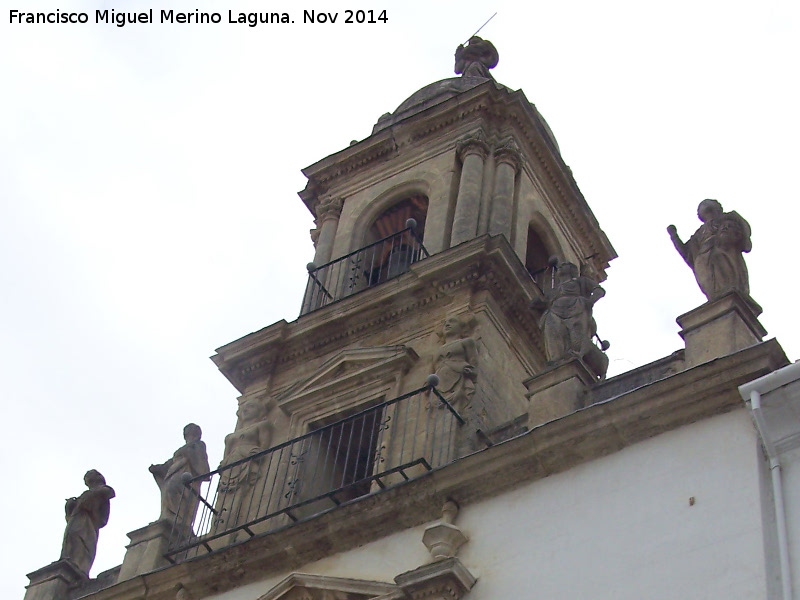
[211,237,543,394]
[94,339,787,600]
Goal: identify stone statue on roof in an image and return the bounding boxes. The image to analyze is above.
[668,199,754,307]
[454,36,499,79]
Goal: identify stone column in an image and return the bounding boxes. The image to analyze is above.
[311,196,344,267]
[451,135,489,247]
[488,139,520,240]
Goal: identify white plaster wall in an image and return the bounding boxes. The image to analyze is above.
[208,410,769,600]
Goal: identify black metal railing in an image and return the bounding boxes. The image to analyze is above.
[301,225,428,315]
[166,385,464,561]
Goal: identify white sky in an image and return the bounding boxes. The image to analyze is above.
[2,0,798,596]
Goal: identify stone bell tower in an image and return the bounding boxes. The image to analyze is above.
[163,36,616,565]
[211,34,617,469]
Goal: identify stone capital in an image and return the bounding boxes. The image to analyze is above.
[494,138,521,172]
[314,196,344,221]
[457,133,490,162]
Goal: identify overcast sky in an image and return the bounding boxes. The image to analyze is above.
[2,0,799,596]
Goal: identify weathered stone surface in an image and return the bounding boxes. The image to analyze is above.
[677,290,766,368]
[149,424,210,525]
[531,261,608,379]
[60,470,115,577]
[395,557,476,600]
[454,36,498,79]
[24,560,85,600]
[668,199,755,305]
[118,520,172,582]
[524,358,596,428]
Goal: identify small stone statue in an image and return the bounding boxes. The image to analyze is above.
[667,199,752,303]
[454,36,499,79]
[149,423,211,526]
[532,262,609,379]
[60,470,115,577]
[434,314,478,408]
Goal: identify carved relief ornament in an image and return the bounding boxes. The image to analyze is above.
[314,196,344,222]
[494,138,521,172]
[456,132,490,163]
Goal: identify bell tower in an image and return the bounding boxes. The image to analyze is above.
[184,36,616,559]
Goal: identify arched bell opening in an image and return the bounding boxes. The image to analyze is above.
[525,219,561,294]
[362,195,429,285]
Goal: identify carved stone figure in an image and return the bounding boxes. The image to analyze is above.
[215,396,275,530]
[434,315,478,408]
[532,262,608,379]
[60,470,115,577]
[454,36,499,79]
[149,423,211,526]
[668,199,752,302]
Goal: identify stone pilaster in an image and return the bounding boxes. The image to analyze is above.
[677,290,766,368]
[524,359,596,428]
[24,560,85,600]
[451,134,489,247]
[488,139,520,239]
[118,519,173,582]
[311,196,344,267]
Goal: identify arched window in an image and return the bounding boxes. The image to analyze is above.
[525,225,554,292]
[367,195,428,243]
[362,195,429,285]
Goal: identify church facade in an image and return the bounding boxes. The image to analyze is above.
[25,38,800,600]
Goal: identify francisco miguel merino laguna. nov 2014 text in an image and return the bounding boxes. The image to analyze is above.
[8,8,389,27]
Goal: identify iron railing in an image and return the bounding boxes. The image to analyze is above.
[301,225,428,315]
[166,385,464,561]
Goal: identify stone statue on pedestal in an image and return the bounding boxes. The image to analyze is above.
[60,470,115,577]
[454,36,498,79]
[149,423,210,526]
[668,199,752,303]
[532,262,609,379]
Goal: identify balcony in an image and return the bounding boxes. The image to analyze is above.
[166,384,466,562]
[301,223,429,315]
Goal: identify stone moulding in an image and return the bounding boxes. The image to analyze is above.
[211,235,542,395]
[298,79,615,280]
[89,339,786,600]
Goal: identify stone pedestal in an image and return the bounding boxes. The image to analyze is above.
[395,557,476,600]
[677,291,766,369]
[118,520,172,581]
[24,560,85,600]
[524,359,596,428]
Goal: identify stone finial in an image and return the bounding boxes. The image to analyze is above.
[60,470,115,577]
[667,199,756,311]
[422,500,468,560]
[454,36,498,79]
